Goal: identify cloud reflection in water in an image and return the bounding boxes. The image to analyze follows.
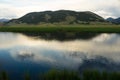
[0,32,120,69]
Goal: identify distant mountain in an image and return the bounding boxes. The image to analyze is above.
[8,10,105,24]
[106,17,120,24]
[115,18,120,24]
[0,19,9,23]
[106,17,114,22]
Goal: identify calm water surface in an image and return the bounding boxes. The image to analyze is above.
[0,32,120,79]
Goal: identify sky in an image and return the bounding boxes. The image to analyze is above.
[0,0,120,19]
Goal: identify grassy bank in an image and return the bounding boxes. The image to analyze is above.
[0,24,120,33]
[0,69,120,80]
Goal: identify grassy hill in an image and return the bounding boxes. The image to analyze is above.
[8,10,105,24]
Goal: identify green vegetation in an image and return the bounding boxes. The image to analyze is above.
[40,70,80,80]
[0,69,120,80]
[8,10,105,24]
[0,24,120,33]
[41,70,120,80]
[0,71,9,80]
[23,72,31,80]
[82,70,120,80]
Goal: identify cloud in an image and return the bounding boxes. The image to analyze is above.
[0,0,120,19]
[0,4,17,19]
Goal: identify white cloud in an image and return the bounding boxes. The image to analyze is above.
[0,0,120,19]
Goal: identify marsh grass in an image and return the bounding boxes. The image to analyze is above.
[0,69,119,80]
[0,24,120,33]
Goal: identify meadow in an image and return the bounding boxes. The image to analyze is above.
[0,24,120,33]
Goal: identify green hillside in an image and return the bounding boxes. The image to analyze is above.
[8,10,105,24]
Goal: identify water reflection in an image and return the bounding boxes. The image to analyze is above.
[0,32,120,69]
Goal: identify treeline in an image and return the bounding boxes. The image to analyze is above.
[0,70,120,80]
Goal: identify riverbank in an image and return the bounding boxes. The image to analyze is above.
[0,24,120,33]
[0,69,120,80]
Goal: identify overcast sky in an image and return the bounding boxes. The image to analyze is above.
[0,0,120,19]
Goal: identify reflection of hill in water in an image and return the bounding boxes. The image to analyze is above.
[23,32,100,41]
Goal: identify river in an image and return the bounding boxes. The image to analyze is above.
[0,32,120,80]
